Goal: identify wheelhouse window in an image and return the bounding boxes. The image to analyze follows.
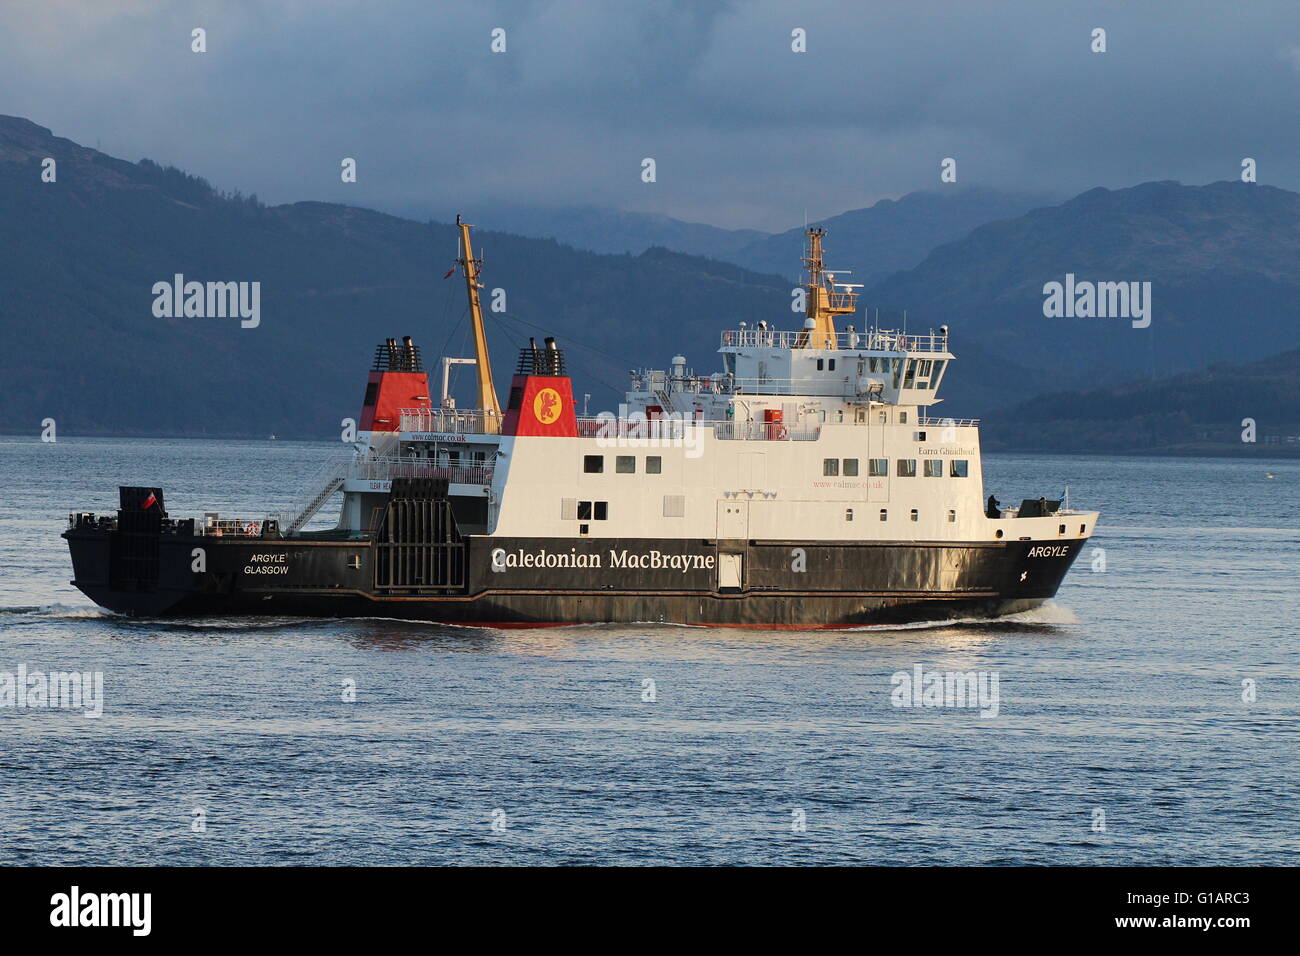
[923,459,943,477]
[868,458,888,477]
[931,359,947,388]
[896,459,917,477]
[950,459,969,478]
[583,455,603,473]
[823,458,839,477]
[903,360,917,389]
[915,359,933,388]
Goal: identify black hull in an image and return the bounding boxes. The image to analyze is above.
[64,526,1086,628]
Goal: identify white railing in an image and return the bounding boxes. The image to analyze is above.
[727,376,864,397]
[576,418,700,439]
[201,517,266,538]
[575,418,821,442]
[712,422,821,441]
[399,408,502,434]
[346,455,494,485]
[918,417,980,427]
[720,328,949,353]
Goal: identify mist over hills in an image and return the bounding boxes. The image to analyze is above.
[456,203,770,258]
[723,187,1056,286]
[460,187,1055,288]
[0,113,1297,453]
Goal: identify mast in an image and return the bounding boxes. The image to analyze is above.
[800,227,856,349]
[456,216,502,431]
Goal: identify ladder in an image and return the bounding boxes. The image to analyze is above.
[284,475,344,536]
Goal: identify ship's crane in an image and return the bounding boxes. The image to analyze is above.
[455,215,502,432]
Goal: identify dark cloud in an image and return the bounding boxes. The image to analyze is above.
[2,0,1298,230]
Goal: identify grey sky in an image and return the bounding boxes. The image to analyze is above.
[3,0,1299,231]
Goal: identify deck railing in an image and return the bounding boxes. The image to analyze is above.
[346,455,494,485]
[575,417,821,442]
[398,408,502,434]
[720,328,949,352]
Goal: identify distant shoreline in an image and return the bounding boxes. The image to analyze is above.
[1,432,1297,461]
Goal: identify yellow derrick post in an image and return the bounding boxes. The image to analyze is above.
[455,216,501,432]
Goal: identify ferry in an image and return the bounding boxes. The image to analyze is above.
[64,219,1098,627]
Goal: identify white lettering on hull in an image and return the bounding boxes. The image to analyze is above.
[1026,545,1070,558]
[489,547,715,573]
[244,552,290,575]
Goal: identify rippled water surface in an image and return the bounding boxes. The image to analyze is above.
[0,436,1296,865]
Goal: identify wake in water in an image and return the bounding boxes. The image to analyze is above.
[0,603,116,620]
[845,601,1081,633]
[0,602,1080,640]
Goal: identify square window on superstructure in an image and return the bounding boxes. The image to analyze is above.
[646,456,662,474]
[578,501,592,520]
[828,359,836,371]
[595,502,608,520]
[823,458,839,477]
[816,359,824,371]
[896,459,917,477]
[924,459,943,477]
[950,459,969,478]
[843,458,859,477]
[899,411,908,424]
[868,458,887,477]
[616,456,635,473]
[583,455,603,474]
